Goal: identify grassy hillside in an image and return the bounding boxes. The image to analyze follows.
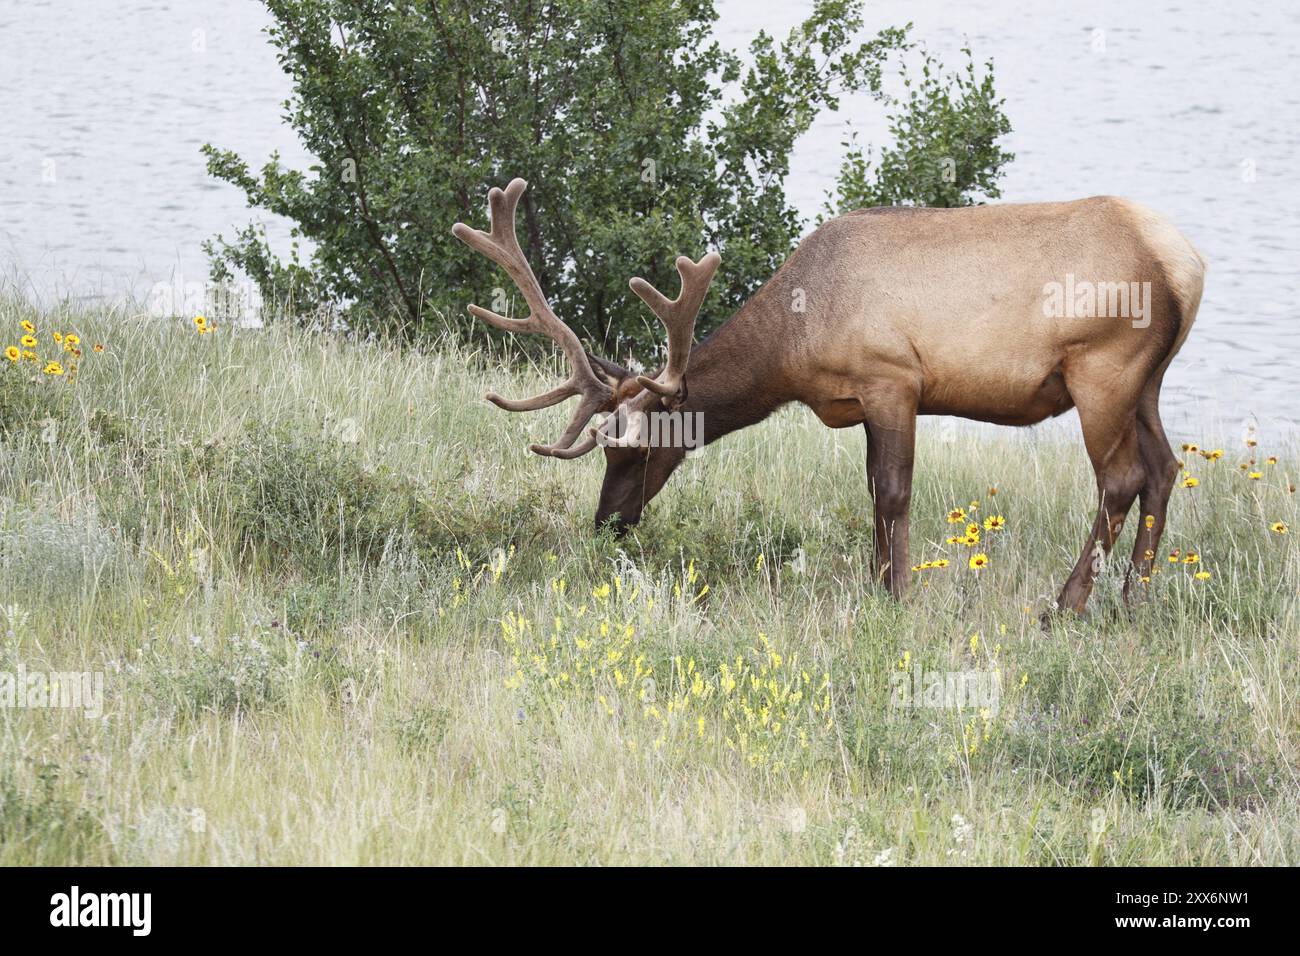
[1,298,1296,864]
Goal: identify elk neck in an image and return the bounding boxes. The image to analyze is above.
[677,292,799,445]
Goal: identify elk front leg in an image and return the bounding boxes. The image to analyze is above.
[865,413,916,598]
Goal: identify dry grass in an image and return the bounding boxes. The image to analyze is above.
[0,298,1296,864]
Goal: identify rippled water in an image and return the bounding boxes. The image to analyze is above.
[1,0,1296,431]
[0,1,302,298]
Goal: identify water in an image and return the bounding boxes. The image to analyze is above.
[1,0,1296,433]
[0,1,305,301]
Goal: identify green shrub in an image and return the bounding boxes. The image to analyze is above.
[0,763,109,865]
[203,0,1011,348]
[0,363,71,438]
[1007,654,1278,809]
[140,631,360,718]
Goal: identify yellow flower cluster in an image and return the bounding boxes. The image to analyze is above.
[718,633,834,770]
[1173,432,1291,556]
[497,571,834,771]
[4,318,103,380]
[916,498,1006,575]
[950,632,1012,763]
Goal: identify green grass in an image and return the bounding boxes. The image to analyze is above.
[0,298,1296,865]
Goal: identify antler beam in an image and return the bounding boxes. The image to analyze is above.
[452,178,612,459]
[628,252,720,401]
[596,251,720,448]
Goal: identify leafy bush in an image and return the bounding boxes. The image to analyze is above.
[141,631,359,718]
[632,491,804,581]
[153,421,561,575]
[827,47,1014,213]
[1006,654,1279,809]
[204,0,1011,351]
[0,763,108,864]
[0,356,72,438]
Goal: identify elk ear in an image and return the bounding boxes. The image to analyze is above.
[586,352,632,389]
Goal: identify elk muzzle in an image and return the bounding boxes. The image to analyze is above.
[594,444,687,534]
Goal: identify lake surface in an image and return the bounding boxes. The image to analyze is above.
[1,0,1296,433]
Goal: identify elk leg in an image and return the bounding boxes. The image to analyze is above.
[1123,387,1180,600]
[1056,408,1145,614]
[865,412,916,598]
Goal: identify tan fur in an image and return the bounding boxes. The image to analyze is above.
[1113,197,1204,368]
[752,197,1203,434]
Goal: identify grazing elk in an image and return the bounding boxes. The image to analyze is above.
[453,179,1204,614]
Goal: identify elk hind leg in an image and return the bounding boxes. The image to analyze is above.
[1056,405,1145,615]
[1124,383,1180,599]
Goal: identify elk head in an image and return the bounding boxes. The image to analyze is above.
[452,178,719,533]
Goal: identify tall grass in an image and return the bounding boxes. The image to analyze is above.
[0,298,1296,865]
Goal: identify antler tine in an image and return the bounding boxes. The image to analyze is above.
[592,251,720,451]
[628,251,720,400]
[452,178,611,458]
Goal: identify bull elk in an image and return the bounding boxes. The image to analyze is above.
[453,178,1205,614]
